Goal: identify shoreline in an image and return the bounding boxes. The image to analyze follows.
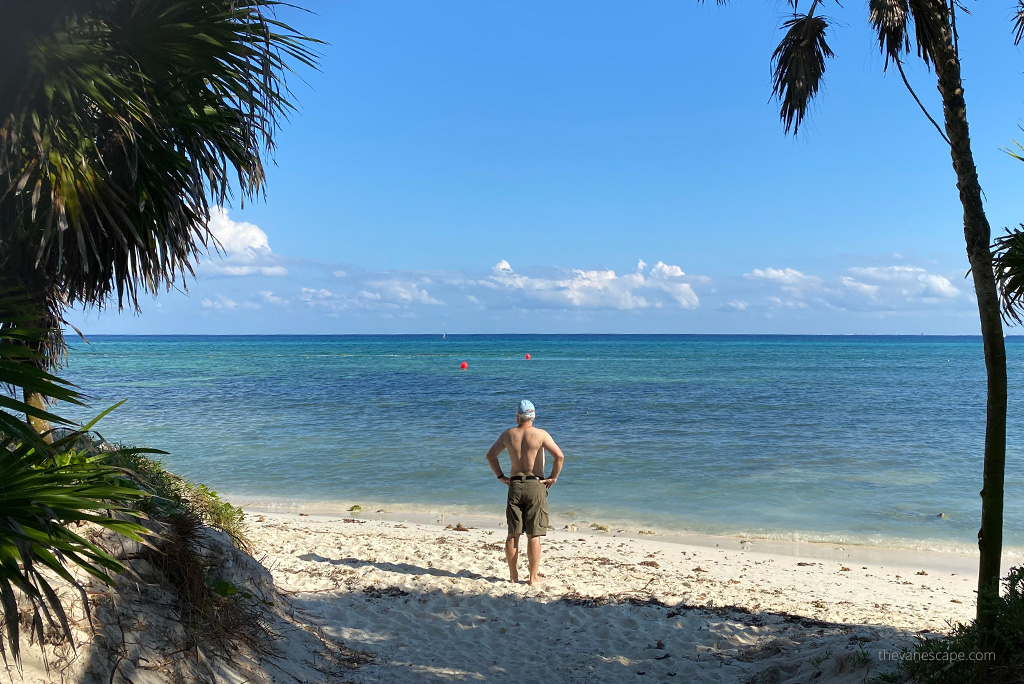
[232,495,1019,576]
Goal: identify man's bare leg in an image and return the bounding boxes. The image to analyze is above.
[505,535,520,583]
[527,535,544,585]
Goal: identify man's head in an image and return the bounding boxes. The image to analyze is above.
[516,399,536,425]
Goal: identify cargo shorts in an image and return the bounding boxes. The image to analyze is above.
[506,478,549,537]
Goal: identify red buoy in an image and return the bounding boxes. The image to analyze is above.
[525,354,531,360]
[460,361,468,370]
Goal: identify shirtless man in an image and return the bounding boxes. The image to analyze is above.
[485,400,565,586]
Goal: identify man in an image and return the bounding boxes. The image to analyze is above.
[486,399,565,586]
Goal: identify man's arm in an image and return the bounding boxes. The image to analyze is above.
[542,432,564,488]
[485,434,510,484]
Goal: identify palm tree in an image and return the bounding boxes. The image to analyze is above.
[0,0,318,425]
[709,0,1017,654]
[993,227,1024,328]
[0,293,152,664]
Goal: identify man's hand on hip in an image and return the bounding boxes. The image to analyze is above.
[498,476,511,485]
[542,478,557,489]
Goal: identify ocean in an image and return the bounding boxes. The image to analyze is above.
[60,334,1024,555]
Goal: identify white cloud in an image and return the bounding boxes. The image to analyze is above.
[209,208,269,254]
[259,290,289,306]
[920,274,960,298]
[838,276,880,296]
[367,280,444,305]
[172,250,981,327]
[298,288,334,304]
[291,277,443,312]
[847,266,921,281]
[217,265,288,277]
[201,295,258,310]
[650,261,685,278]
[745,267,819,288]
[847,266,960,298]
[486,259,701,310]
[741,263,967,313]
[768,296,808,310]
[204,207,287,277]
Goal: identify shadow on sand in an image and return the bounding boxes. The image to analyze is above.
[284,551,918,683]
[297,552,506,583]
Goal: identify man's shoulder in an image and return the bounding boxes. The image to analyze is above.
[529,426,551,437]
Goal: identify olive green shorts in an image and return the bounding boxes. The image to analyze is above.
[506,479,549,537]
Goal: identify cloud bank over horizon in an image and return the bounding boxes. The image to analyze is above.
[65,211,981,335]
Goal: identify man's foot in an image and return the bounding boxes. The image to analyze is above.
[509,569,519,583]
[528,574,545,586]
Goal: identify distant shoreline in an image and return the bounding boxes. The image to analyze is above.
[232,496,1024,570]
[73,332,1012,338]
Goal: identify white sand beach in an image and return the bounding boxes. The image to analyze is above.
[247,509,983,683]
[6,506,995,684]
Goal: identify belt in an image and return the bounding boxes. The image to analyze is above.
[509,475,541,482]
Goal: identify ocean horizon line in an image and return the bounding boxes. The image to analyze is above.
[74,332,1017,339]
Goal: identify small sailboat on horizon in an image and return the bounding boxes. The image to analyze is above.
[442,324,448,340]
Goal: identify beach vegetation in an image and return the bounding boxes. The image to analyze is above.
[703,0,1018,661]
[52,435,274,657]
[2,297,254,664]
[137,507,273,655]
[887,566,1024,683]
[101,446,251,551]
[0,321,151,665]
[0,0,319,671]
[992,225,1024,326]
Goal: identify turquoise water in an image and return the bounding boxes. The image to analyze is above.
[60,335,1024,554]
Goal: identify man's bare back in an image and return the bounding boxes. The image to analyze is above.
[499,424,553,480]
[486,400,565,586]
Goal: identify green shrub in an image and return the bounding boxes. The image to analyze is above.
[0,417,151,665]
[96,446,250,551]
[893,567,1024,683]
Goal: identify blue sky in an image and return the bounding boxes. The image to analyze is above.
[70,1,1024,334]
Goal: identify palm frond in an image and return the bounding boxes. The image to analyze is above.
[869,0,911,67]
[905,0,948,66]
[0,431,151,664]
[0,0,321,318]
[1014,0,1024,46]
[993,225,1024,326]
[0,303,151,665]
[1005,137,1024,163]
[771,14,834,135]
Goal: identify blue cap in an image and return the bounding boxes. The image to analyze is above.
[516,399,536,417]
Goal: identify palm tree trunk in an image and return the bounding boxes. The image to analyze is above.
[0,258,58,441]
[22,386,53,442]
[14,295,55,442]
[928,0,1007,658]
